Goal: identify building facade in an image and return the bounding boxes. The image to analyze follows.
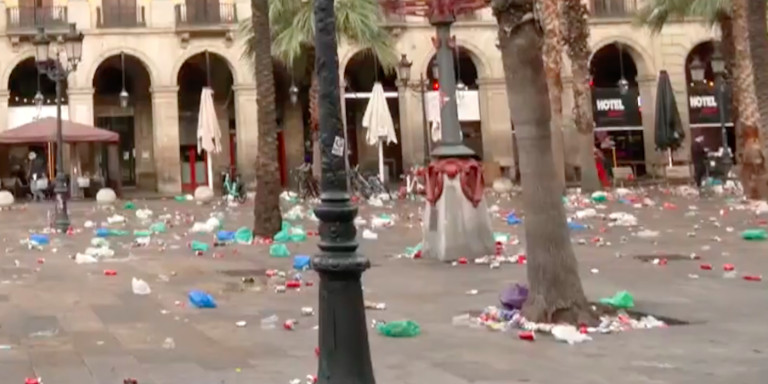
[0,0,722,194]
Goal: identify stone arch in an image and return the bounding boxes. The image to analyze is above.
[2,49,37,90]
[590,36,654,77]
[86,47,159,88]
[417,38,492,80]
[171,47,240,85]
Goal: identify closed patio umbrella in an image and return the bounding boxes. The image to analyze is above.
[362,82,398,182]
[654,70,685,166]
[197,87,222,189]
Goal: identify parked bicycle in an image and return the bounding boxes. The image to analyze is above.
[220,167,246,204]
[399,166,426,198]
[291,163,320,200]
[347,165,390,200]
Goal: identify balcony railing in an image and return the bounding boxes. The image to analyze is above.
[96,5,146,28]
[589,0,638,18]
[174,3,237,27]
[5,6,68,32]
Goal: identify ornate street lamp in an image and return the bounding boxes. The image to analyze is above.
[710,47,732,168]
[380,0,494,262]
[688,56,706,83]
[33,23,83,232]
[398,53,431,164]
[289,82,299,104]
[119,51,130,108]
[311,0,374,383]
[617,43,629,95]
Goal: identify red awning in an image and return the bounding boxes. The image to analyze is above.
[0,117,119,144]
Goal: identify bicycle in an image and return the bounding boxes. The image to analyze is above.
[221,168,247,204]
[347,165,390,200]
[292,163,320,200]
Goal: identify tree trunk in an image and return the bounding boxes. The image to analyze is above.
[310,74,322,179]
[491,0,596,325]
[718,14,739,153]
[731,0,768,199]
[746,0,768,148]
[250,0,283,236]
[561,0,601,192]
[541,0,566,191]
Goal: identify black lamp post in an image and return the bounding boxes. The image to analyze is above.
[119,51,130,109]
[710,48,732,167]
[33,24,84,232]
[310,0,375,383]
[397,53,431,165]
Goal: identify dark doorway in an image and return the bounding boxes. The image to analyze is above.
[97,116,135,186]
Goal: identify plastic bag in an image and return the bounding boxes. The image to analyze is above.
[293,255,311,270]
[376,320,420,338]
[591,191,608,202]
[123,202,136,210]
[235,227,253,244]
[188,290,217,308]
[552,325,592,344]
[133,230,152,237]
[506,213,521,225]
[173,195,186,202]
[499,283,528,310]
[269,244,290,257]
[741,229,768,241]
[149,222,167,234]
[191,241,209,252]
[29,234,49,246]
[599,290,634,309]
[131,278,151,295]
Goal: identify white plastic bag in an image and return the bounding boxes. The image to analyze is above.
[74,253,98,264]
[131,278,151,295]
[362,229,378,240]
[551,325,592,345]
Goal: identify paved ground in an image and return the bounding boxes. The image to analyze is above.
[0,188,767,384]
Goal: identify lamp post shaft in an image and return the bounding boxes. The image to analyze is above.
[419,75,430,165]
[53,65,69,231]
[311,0,375,382]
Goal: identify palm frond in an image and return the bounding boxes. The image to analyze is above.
[633,0,729,33]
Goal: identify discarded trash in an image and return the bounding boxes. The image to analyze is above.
[568,221,587,231]
[740,229,768,241]
[162,337,175,349]
[190,241,209,252]
[635,230,660,239]
[123,202,136,210]
[234,227,253,244]
[591,191,608,202]
[551,324,592,344]
[235,321,247,327]
[293,255,311,270]
[133,230,152,237]
[96,228,129,237]
[274,222,307,243]
[75,253,98,264]
[188,290,217,308]
[216,230,236,243]
[107,215,126,224]
[506,213,522,225]
[270,243,290,257]
[29,234,49,246]
[260,315,279,330]
[149,222,167,234]
[599,290,634,309]
[362,229,378,239]
[131,278,151,295]
[376,320,421,338]
[364,301,387,310]
[499,283,528,310]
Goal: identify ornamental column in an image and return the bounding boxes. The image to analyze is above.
[234,84,258,186]
[151,85,181,194]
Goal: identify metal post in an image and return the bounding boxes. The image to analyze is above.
[419,74,430,165]
[311,0,375,382]
[716,75,732,166]
[431,22,473,158]
[53,60,69,231]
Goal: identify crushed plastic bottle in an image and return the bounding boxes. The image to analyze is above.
[162,337,175,349]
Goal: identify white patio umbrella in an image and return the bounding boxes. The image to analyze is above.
[362,82,397,182]
[197,86,222,189]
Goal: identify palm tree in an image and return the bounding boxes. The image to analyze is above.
[541,0,566,189]
[746,0,768,151]
[561,0,601,192]
[250,0,283,236]
[490,0,595,325]
[240,0,397,178]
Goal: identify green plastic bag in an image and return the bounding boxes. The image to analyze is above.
[235,227,253,244]
[493,232,510,243]
[404,243,422,258]
[289,226,307,242]
[376,320,421,338]
[174,195,186,202]
[149,222,167,234]
[134,230,152,237]
[107,229,129,237]
[269,243,290,257]
[123,202,136,210]
[591,192,608,203]
[191,241,209,252]
[741,229,768,241]
[599,290,635,309]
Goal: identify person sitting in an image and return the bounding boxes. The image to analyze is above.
[27,152,47,202]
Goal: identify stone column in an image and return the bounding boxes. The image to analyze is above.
[67,87,94,125]
[234,84,258,186]
[477,78,514,171]
[0,89,9,132]
[638,75,660,174]
[397,83,423,169]
[150,86,181,194]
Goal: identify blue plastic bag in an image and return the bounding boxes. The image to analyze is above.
[188,290,217,308]
[293,255,311,271]
[216,230,235,243]
[506,213,521,225]
[568,222,587,231]
[29,234,49,245]
[95,228,110,238]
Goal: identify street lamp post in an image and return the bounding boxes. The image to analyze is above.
[310,0,375,383]
[33,24,84,232]
[397,54,432,165]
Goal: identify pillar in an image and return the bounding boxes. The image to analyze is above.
[150,85,181,194]
[67,87,94,126]
[397,83,425,168]
[233,84,258,186]
[638,75,660,173]
[0,89,9,132]
[477,78,515,170]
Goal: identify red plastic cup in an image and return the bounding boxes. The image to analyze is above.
[103,270,117,276]
[518,330,535,341]
[743,275,762,282]
[286,280,301,288]
[517,255,527,264]
[723,264,735,272]
[659,258,668,266]
[25,378,40,384]
[283,319,296,330]
[700,263,713,270]
[413,250,422,259]
[457,257,468,264]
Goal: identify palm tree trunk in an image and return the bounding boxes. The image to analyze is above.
[491,0,595,325]
[562,0,601,192]
[746,0,768,153]
[731,0,768,199]
[718,13,739,149]
[542,0,566,191]
[250,0,282,236]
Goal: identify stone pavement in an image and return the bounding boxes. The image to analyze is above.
[0,190,767,384]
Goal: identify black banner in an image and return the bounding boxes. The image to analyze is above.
[688,83,733,127]
[592,87,642,128]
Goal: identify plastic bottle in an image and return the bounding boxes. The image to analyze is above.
[260,315,279,330]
